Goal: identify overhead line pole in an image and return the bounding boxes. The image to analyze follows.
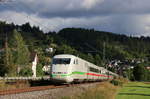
[103,42,106,68]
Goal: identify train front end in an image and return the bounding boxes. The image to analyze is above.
[51,55,74,83]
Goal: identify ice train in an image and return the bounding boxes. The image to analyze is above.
[51,54,118,83]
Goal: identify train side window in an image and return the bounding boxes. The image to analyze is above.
[89,67,99,73]
[76,59,78,64]
[102,71,106,74]
[74,60,76,64]
[99,70,101,74]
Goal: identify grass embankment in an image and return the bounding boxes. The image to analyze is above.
[0,80,30,90]
[116,82,150,99]
[0,80,52,90]
[62,78,128,99]
[62,82,118,99]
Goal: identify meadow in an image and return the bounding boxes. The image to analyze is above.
[116,82,150,99]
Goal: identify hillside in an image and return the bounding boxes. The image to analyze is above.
[58,28,150,60]
[0,21,150,78]
[1,21,150,62]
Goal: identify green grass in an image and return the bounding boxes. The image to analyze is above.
[62,82,119,99]
[116,82,150,99]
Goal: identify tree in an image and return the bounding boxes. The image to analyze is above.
[147,70,150,81]
[9,29,30,76]
[19,67,32,77]
[0,52,7,76]
[3,36,15,76]
[94,54,102,66]
[133,64,147,81]
[56,44,77,55]
[4,45,15,76]
[86,53,94,63]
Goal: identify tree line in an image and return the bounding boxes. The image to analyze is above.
[0,21,150,81]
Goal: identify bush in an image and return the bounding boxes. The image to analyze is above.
[36,63,44,77]
[110,80,123,86]
[19,67,32,76]
[133,63,147,81]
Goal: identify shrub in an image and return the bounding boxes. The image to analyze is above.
[110,80,123,86]
[19,67,32,76]
[36,63,44,77]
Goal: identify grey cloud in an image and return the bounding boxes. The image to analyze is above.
[1,0,150,18]
[1,0,150,36]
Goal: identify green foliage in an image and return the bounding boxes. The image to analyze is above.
[36,63,44,77]
[86,53,95,63]
[1,22,150,79]
[9,30,30,66]
[110,79,123,86]
[94,54,102,66]
[0,52,7,76]
[3,39,16,76]
[133,63,147,81]
[19,67,32,76]
[147,70,150,81]
[58,28,150,60]
[56,44,78,55]
[2,29,30,76]
[125,69,134,81]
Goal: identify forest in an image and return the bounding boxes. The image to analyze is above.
[0,21,150,81]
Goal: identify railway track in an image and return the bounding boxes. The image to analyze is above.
[0,82,101,99]
[0,84,68,96]
[0,82,100,96]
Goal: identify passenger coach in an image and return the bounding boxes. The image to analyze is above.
[51,54,118,83]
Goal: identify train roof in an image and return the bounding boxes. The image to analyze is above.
[53,54,76,58]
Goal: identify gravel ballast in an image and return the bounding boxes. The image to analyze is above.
[0,83,99,99]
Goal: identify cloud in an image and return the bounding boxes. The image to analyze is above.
[82,0,104,9]
[0,0,150,36]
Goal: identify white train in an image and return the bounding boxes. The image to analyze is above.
[51,54,118,83]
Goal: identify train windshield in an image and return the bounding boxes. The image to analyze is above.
[53,58,71,64]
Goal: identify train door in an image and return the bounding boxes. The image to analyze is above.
[107,72,109,80]
[73,58,78,79]
[98,69,101,80]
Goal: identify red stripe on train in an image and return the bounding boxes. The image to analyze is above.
[86,73,112,78]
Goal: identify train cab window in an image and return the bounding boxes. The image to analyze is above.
[52,58,71,64]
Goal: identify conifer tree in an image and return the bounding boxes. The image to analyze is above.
[4,43,15,76]
[3,34,15,76]
[9,29,30,76]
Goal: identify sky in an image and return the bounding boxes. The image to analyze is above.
[0,0,150,36]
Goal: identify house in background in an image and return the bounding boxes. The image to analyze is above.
[30,52,38,77]
[45,47,53,53]
[146,66,150,70]
[42,65,51,74]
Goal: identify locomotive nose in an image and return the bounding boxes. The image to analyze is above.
[51,72,73,83]
[51,63,73,83]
